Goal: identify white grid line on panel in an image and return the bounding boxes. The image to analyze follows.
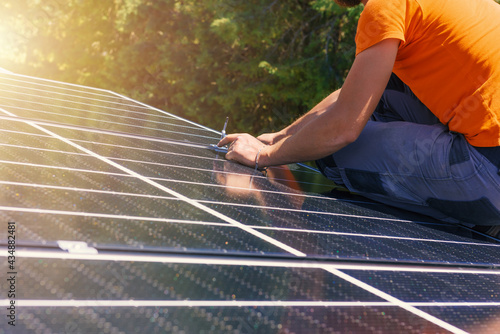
[0,72,220,134]
[71,137,223,162]
[0,128,320,176]
[0,142,270,180]
[0,140,329,190]
[0,104,219,141]
[0,127,52,137]
[0,300,393,308]
[196,200,418,223]
[0,158,319,201]
[0,159,127,176]
[410,302,500,307]
[75,135,321,175]
[0,142,273,182]
[0,181,178,201]
[7,250,500,275]
[0,88,165,120]
[0,206,229,227]
[0,80,169,112]
[249,225,500,248]
[323,267,469,334]
[0,128,220,161]
[150,176,386,206]
[0,142,332,190]
[1,201,495,248]
[1,300,499,308]
[0,143,93,156]
[0,107,306,257]
[109,156,330,188]
[0,158,365,205]
[0,72,140,102]
[110,90,221,135]
[0,170,441,226]
[0,124,322,183]
[0,102,218,135]
[0,114,211,148]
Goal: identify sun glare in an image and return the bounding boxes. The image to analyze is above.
[0,24,24,65]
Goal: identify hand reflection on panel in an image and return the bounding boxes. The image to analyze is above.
[212,160,305,210]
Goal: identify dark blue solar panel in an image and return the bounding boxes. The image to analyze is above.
[416,307,500,334]
[15,305,451,334]
[341,270,500,302]
[256,228,500,265]
[0,71,498,333]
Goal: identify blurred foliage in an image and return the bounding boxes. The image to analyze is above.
[0,1,356,133]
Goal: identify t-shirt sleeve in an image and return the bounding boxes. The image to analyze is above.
[355,0,406,56]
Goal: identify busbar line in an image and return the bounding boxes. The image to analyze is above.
[323,267,468,334]
[0,201,496,248]
[0,107,306,257]
[0,80,170,113]
[110,90,220,134]
[0,114,211,149]
[0,71,145,103]
[0,299,498,308]
[4,249,500,275]
[0,300,393,308]
[0,102,217,135]
[0,206,229,227]
[0,170,447,226]
[0,159,376,205]
[0,106,217,141]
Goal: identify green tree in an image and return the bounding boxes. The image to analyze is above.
[0,0,124,86]
[0,1,357,133]
[104,0,361,133]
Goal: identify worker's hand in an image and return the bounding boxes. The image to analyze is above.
[218,133,267,168]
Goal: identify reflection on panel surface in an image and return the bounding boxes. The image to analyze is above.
[341,270,500,302]
[14,306,450,334]
[0,183,208,220]
[4,259,381,302]
[0,144,121,172]
[2,258,450,334]
[46,124,220,154]
[258,229,500,265]
[417,307,500,334]
[0,211,289,255]
[0,73,219,143]
[0,163,167,196]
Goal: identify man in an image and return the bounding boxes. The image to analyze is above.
[218,0,500,236]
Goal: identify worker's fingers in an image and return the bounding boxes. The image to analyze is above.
[221,133,265,167]
[225,146,255,167]
[218,133,243,147]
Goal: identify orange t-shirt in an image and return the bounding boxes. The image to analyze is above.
[355,0,500,147]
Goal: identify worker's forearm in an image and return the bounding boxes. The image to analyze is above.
[258,102,359,167]
[280,89,341,137]
[258,89,341,145]
[225,39,397,169]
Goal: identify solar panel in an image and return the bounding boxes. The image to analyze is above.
[0,70,499,333]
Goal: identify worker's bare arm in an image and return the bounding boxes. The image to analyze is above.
[257,89,341,145]
[219,38,399,168]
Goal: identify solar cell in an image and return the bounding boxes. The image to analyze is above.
[0,70,499,333]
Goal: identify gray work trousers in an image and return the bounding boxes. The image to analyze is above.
[316,74,500,226]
